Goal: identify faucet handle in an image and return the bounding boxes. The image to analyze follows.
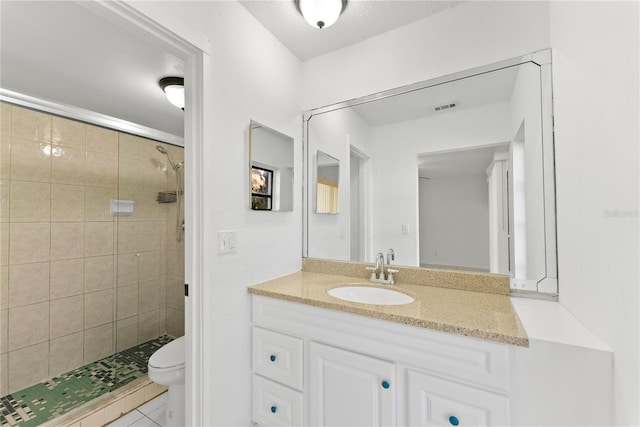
[365,266,377,280]
[386,268,399,285]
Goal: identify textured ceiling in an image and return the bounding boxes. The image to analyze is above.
[239,0,464,60]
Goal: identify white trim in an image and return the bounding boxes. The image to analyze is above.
[183,51,205,427]
[0,89,184,146]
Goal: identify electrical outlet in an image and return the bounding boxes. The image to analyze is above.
[401,224,409,234]
[218,230,237,254]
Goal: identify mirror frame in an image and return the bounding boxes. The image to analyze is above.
[302,49,558,297]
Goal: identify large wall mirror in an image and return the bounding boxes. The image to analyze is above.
[303,50,557,295]
[249,120,294,212]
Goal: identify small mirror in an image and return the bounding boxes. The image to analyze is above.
[316,150,340,214]
[249,120,294,211]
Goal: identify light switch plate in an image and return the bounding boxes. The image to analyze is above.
[218,230,237,254]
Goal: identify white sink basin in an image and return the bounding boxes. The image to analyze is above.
[327,285,414,305]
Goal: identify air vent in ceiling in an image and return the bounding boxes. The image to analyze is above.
[434,102,458,112]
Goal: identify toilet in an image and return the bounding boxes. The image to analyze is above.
[148,336,185,427]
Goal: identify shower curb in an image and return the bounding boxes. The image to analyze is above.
[40,377,167,427]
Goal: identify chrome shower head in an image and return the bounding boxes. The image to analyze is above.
[156,145,182,171]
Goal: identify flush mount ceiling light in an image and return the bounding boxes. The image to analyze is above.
[159,77,185,110]
[297,0,347,29]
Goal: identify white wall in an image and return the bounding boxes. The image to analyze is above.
[302,1,550,110]
[419,175,490,269]
[128,2,303,425]
[202,5,302,425]
[549,1,639,425]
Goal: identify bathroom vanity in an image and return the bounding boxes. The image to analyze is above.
[248,265,527,426]
[248,263,612,426]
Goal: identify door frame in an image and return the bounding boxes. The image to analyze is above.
[83,2,207,424]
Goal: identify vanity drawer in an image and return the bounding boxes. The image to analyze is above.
[252,374,303,427]
[406,369,509,426]
[252,327,303,390]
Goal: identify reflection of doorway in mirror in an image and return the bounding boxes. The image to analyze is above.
[487,152,511,275]
[418,144,510,272]
[350,147,369,262]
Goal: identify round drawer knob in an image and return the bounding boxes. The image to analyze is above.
[449,415,459,426]
[381,380,390,389]
[269,354,276,362]
[271,405,277,414]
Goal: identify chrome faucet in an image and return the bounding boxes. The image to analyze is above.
[366,251,399,285]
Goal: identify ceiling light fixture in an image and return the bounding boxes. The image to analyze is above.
[298,0,346,29]
[159,77,185,110]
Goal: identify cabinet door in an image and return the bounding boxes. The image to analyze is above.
[309,342,395,426]
[406,369,509,426]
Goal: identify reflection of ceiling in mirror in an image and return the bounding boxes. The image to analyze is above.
[418,144,509,179]
[317,151,339,166]
[352,66,520,126]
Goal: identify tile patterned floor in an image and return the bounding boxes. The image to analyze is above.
[106,394,167,427]
[0,336,172,427]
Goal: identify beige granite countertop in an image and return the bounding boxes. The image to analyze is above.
[248,271,529,347]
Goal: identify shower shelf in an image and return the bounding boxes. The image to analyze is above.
[156,191,183,203]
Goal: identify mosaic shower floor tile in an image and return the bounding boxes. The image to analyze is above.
[0,335,172,427]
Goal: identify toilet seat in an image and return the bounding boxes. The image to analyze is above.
[149,336,185,370]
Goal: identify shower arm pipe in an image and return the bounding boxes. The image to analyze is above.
[175,167,183,243]
[156,145,184,242]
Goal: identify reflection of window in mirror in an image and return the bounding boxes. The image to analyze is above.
[317,179,338,213]
[251,166,273,210]
[316,150,339,214]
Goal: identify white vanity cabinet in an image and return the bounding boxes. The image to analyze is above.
[251,327,304,426]
[404,369,509,426]
[251,295,511,426]
[309,342,395,425]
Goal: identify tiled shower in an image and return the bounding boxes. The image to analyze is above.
[0,102,185,398]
